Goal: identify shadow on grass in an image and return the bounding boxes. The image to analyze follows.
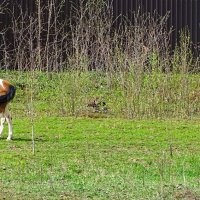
[0,137,47,142]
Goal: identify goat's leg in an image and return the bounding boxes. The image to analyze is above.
[6,114,13,141]
[0,116,6,137]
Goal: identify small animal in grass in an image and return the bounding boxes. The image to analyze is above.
[0,79,16,140]
[87,97,108,113]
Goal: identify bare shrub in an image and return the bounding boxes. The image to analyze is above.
[0,0,68,71]
[0,0,199,119]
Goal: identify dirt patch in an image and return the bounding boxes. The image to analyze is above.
[173,189,200,200]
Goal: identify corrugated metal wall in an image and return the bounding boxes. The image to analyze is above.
[111,0,200,52]
[141,0,200,51]
[0,0,200,52]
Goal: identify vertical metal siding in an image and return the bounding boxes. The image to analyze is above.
[0,0,200,52]
[198,0,200,48]
[193,0,198,47]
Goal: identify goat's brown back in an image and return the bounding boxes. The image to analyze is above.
[0,80,11,113]
[0,80,10,95]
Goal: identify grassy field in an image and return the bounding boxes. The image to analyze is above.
[1,1,200,198]
[0,70,200,199]
[0,117,200,199]
[2,70,200,120]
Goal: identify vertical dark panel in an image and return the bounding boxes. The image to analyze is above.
[112,0,120,27]
[127,0,133,21]
[177,0,182,33]
[144,0,148,13]
[180,0,183,28]
[147,0,151,13]
[171,0,177,44]
[135,0,139,12]
[125,0,129,17]
[198,0,200,49]
[155,0,158,12]
[160,0,163,16]
[170,0,173,28]
[1,0,200,56]
[175,0,179,45]
[183,0,188,28]
[139,0,144,13]
[122,0,127,17]
[157,0,162,16]
[151,0,157,14]
[175,0,178,42]
[139,0,143,13]
[167,0,173,46]
[150,0,153,13]
[165,0,168,15]
[189,0,193,39]
[119,0,123,23]
[192,0,197,48]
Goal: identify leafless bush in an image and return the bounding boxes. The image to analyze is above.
[1,0,68,71]
[0,0,195,73]
[1,0,199,119]
[0,0,7,14]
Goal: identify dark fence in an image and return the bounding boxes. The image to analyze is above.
[112,0,200,52]
[0,0,200,63]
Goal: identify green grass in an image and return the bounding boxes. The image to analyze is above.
[0,70,200,199]
[0,117,200,199]
[2,70,200,119]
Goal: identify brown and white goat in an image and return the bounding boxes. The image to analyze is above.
[0,79,16,140]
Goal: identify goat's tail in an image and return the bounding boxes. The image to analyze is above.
[0,85,16,104]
